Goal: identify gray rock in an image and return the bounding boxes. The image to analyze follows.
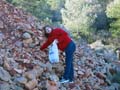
[115,65,120,74]
[0,67,11,81]
[22,32,31,39]
[111,83,120,90]
[49,74,59,82]
[105,83,120,90]
[11,85,24,90]
[0,56,3,65]
[0,82,10,90]
[24,67,43,80]
[104,50,117,62]
[14,76,27,84]
[10,83,24,90]
[111,73,120,84]
[46,62,52,72]
[14,41,23,47]
[0,21,4,28]
[38,81,46,89]
[4,57,19,69]
[0,32,5,43]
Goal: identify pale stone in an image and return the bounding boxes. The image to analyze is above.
[46,80,58,90]
[33,88,39,90]
[22,32,31,39]
[23,38,33,45]
[24,67,43,80]
[78,71,84,75]
[25,79,38,90]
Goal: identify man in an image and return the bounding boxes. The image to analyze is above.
[40,25,76,83]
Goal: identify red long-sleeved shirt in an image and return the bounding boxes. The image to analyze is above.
[40,28,72,51]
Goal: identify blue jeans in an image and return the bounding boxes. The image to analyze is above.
[63,41,76,81]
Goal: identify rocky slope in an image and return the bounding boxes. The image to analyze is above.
[0,0,120,90]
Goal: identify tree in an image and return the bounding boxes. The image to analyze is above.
[7,0,65,23]
[61,0,96,40]
[46,0,64,10]
[106,0,120,38]
[11,0,52,21]
[6,0,13,3]
[46,0,65,22]
[91,0,113,30]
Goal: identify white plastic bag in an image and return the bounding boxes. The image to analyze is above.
[49,40,59,63]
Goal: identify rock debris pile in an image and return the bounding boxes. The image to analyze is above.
[0,0,120,90]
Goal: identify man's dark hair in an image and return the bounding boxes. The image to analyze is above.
[43,25,53,31]
[43,25,53,38]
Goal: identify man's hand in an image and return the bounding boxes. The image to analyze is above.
[54,39,58,44]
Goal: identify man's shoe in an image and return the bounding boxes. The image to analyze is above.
[69,80,74,83]
[59,78,69,83]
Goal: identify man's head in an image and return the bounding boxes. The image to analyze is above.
[43,25,53,34]
[43,25,53,37]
